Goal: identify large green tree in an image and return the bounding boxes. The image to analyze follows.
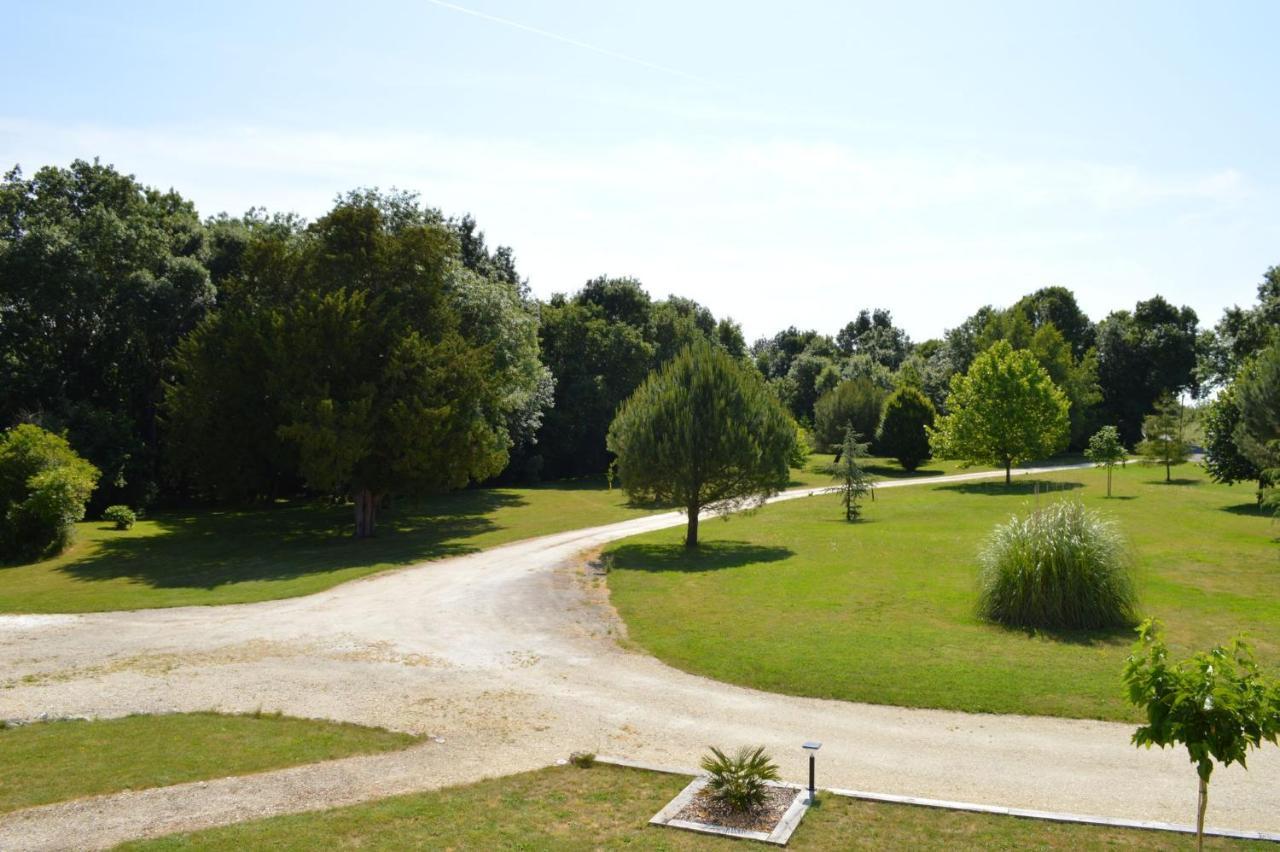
[928,341,1070,484]
[812,378,887,453]
[1202,383,1271,503]
[166,192,518,537]
[607,340,797,547]
[1096,297,1200,445]
[876,385,936,471]
[1233,342,1280,509]
[0,160,214,506]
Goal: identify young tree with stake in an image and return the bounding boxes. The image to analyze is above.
[1123,620,1280,851]
[1085,425,1126,497]
[1137,393,1190,483]
[824,427,873,521]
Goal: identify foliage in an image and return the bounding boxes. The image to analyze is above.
[0,160,214,507]
[568,751,596,769]
[1095,297,1200,445]
[1202,384,1271,503]
[699,745,780,814]
[102,505,136,530]
[1123,620,1280,849]
[876,386,936,471]
[928,341,1070,484]
[824,428,874,521]
[1085,426,1126,497]
[1199,267,1280,390]
[1012,286,1096,359]
[976,500,1137,631]
[1136,393,1191,483]
[607,340,797,547]
[166,192,512,537]
[1233,342,1280,510]
[813,378,887,453]
[0,424,100,560]
[835,308,911,369]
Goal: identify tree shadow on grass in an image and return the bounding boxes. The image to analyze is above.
[935,480,1085,497]
[1222,502,1271,517]
[863,464,944,480]
[56,490,526,590]
[985,619,1137,648]
[607,540,794,574]
[1146,478,1201,486]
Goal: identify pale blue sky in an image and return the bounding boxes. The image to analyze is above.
[5,0,1277,340]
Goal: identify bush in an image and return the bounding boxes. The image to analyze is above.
[700,745,780,813]
[103,505,137,530]
[876,386,936,471]
[568,751,596,768]
[813,378,887,453]
[0,425,100,561]
[977,500,1138,630]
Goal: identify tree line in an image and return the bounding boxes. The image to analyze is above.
[2,159,1278,548]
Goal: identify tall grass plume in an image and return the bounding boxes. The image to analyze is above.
[977,500,1138,630]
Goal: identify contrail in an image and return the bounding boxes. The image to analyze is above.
[422,0,715,85]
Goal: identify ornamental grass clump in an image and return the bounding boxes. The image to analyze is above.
[977,500,1138,631]
[700,745,780,813]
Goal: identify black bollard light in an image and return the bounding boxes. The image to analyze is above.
[802,741,821,803]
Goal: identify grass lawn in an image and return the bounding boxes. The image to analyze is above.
[0,479,656,613]
[123,763,1264,850]
[786,453,1000,489]
[0,713,417,814]
[607,463,1280,720]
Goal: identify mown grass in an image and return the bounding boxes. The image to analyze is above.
[607,464,1280,720]
[0,712,417,814]
[786,453,1001,489]
[123,763,1265,850]
[0,479,655,613]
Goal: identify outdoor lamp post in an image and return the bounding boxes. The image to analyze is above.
[802,741,821,802]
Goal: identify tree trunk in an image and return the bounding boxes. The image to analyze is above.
[1106,466,1112,498]
[1005,460,1012,486]
[353,488,379,538]
[1196,776,1208,852]
[1165,458,1172,483]
[685,503,700,548]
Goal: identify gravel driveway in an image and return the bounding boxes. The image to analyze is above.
[1,463,1277,850]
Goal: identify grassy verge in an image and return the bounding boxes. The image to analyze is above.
[0,479,654,613]
[122,763,1264,850]
[607,464,1279,720]
[0,712,417,814]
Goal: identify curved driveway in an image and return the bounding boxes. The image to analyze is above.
[1,463,1277,849]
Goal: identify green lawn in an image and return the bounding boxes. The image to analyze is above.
[0,713,417,814]
[607,463,1279,720]
[123,763,1263,850]
[0,479,655,613]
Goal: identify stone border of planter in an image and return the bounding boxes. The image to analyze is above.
[596,755,1280,844]
[648,775,811,846]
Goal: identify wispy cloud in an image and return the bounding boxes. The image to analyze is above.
[0,117,1256,339]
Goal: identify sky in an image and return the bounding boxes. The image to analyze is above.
[4,0,1277,342]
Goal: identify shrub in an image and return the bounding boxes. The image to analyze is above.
[977,500,1138,630]
[876,386,936,471]
[0,425,100,561]
[568,751,596,768]
[700,745,780,813]
[102,505,137,530]
[813,379,887,453]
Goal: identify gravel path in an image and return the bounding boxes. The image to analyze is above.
[1,463,1277,850]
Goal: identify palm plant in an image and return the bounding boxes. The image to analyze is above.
[700,745,780,813]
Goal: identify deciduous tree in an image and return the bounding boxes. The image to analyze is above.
[928,341,1070,484]
[1085,425,1126,497]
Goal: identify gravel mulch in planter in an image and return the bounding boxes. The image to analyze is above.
[673,785,801,833]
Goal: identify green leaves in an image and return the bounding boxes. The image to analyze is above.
[700,745,781,814]
[0,424,100,560]
[1124,620,1280,784]
[607,340,797,546]
[876,385,936,471]
[928,341,1070,480]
